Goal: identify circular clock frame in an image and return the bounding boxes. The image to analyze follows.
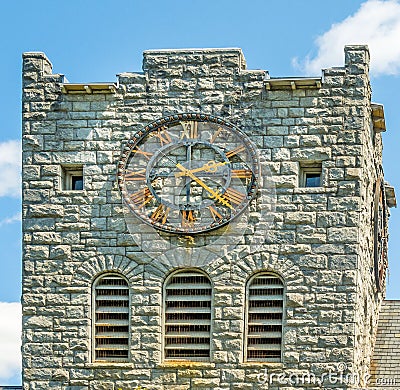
[373,177,388,292]
[117,113,260,235]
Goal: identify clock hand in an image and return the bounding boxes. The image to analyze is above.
[176,163,233,209]
[185,143,192,206]
[175,160,229,178]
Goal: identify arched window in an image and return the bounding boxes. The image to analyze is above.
[245,273,284,362]
[93,274,130,362]
[164,270,212,361]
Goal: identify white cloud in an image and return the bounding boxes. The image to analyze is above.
[294,0,400,76]
[0,140,21,198]
[0,212,22,227]
[0,302,21,382]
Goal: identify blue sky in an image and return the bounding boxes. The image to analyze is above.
[1,0,400,385]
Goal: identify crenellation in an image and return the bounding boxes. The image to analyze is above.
[23,52,53,77]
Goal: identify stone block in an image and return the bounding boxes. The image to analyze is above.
[49,245,71,259]
[32,232,62,244]
[327,227,358,243]
[28,204,64,218]
[192,378,220,387]
[285,212,315,225]
[299,135,321,146]
[291,147,331,161]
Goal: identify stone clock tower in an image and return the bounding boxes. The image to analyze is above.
[22,46,396,389]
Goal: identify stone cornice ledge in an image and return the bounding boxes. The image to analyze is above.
[265,77,322,90]
[61,82,118,94]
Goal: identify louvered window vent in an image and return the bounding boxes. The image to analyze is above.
[246,274,284,362]
[164,271,212,361]
[94,275,130,362]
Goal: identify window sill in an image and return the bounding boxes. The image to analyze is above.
[158,361,216,369]
[294,186,335,194]
[84,362,134,368]
[56,190,87,196]
[239,362,284,368]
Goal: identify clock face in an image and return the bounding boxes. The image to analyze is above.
[118,113,260,234]
[374,177,388,291]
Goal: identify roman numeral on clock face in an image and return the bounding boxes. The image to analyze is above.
[180,121,198,139]
[210,126,224,143]
[133,146,153,160]
[151,204,170,224]
[154,127,172,146]
[223,187,246,205]
[130,187,153,207]
[232,169,253,179]
[181,210,196,227]
[125,168,146,181]
[208,206,222,221]
[226,145,246,159]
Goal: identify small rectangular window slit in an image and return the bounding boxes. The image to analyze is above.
[61,165,84,191]
[71,175,83,190]
[305,172,321,187]
[300,162,322,188]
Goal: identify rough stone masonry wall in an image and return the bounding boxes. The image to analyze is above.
[22,46,383,390]
[347,48,386,386]
[331,47,385,386]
